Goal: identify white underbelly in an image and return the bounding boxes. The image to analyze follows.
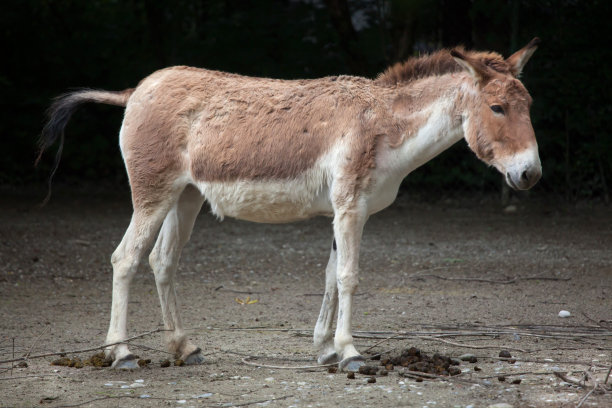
[197,177,332,223]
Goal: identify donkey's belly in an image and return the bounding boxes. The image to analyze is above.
[197,178,332,223]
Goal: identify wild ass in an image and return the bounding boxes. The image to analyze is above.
[39,38,541,371]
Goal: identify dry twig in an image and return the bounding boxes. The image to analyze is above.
[241,356,335,370]
[0,328,163,365]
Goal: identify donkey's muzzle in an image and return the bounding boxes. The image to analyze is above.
[506,167,541,190]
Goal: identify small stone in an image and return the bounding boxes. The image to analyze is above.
[367,377,376,383]
[385,364,394,371]
[474,366,482,371]
[346,372,355,379]
[498,375,506,382]
[16,361,28,368]
[508,358,516,364]
[499,350,512,358]
[415,377,423,382]
[160,359,171,368]
[488,404,514,408]
[558,310,571,318]
[327,366,337,374]
[503,205,517,214]
[450,358,462,365]
[511,379,522,385]
[378,369,388,376]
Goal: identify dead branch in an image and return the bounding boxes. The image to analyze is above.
[241,356,335,370]
[398,368,480,384]
[24,326,50,359]
[407,273,571,284]
[416,335,528,353]
[0,328,163,365]
[554,371,586,387]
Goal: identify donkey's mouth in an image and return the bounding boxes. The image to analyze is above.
[506,173,520,191]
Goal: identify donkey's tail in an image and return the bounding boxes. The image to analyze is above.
[36,88,134,205]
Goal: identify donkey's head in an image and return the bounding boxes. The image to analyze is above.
[451,38,541,190]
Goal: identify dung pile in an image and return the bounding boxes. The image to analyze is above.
[51,352,112,368]
[378,346,461,376]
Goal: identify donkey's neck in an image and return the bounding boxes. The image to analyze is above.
[380,74,468,178]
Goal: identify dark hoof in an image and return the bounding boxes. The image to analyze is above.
[317,351,339,365]
[339,355,366,372]
[112,354,139,370]
[184,348,204,365]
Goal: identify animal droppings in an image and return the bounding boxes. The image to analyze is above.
[346,372,355,379]
[174,359,185,366]
[459,353,478,363]
[380,347,462,377]
[499,350,512,358]
[160,359,171,367]
[138,359,151,367]
[358,365,379,375]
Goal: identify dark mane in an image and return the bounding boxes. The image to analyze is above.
[375,47,510,86]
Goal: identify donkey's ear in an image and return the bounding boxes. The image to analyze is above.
[506,37,540,77]
[450,49,490,83]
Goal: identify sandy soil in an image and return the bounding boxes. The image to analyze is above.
[0,190,610,407]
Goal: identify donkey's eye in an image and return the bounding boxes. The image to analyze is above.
[490,105,504,114]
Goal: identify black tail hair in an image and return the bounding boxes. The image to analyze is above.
[36,89,132,205]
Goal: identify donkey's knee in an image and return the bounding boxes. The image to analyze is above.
[111,247,140,281]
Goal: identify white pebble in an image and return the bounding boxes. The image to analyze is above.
[177,400,186,404]
[120,385,130,389]
[134,379,144,383]
[558,310,571,318]
[194,393,212,398]
[140,394,151,399]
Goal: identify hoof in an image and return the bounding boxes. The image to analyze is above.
[317,351,338,365]
[339,355,366,372]
[112,354,139,370]
[183,348,204,365]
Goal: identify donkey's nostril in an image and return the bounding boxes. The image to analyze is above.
[521,170,529,182]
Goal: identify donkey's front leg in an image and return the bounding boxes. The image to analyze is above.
[313,238,338,364]
[333,208,367,372]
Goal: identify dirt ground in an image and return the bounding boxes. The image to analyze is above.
[1,189,610,408]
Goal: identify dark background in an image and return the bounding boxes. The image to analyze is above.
[2,0,610,202]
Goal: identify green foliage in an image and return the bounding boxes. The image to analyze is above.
[2,0,610,201]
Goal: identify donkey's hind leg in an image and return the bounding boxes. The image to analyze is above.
[106,201,176,369]
[149,185,205,364]
[313,238,339,364]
